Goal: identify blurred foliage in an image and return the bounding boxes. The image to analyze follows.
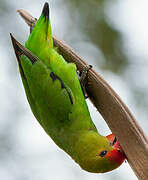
[0,0,10,15]
[64,0,128,73]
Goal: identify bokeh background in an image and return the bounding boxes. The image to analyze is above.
[0,0,148,179]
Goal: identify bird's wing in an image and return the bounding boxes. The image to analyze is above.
[21,55,74,129]
[11,34,97,133]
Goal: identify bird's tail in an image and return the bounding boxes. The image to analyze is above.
[25,2,53,53]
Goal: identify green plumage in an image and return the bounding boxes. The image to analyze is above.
[15,3,125,173]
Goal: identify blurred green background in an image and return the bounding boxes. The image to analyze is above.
[0,0,148,179]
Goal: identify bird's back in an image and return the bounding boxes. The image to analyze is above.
[20,4,98,152]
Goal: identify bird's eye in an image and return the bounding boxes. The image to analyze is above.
[99,150,107,157]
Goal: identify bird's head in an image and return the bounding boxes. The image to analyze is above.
[95,133,126,173]
[75,132,126,173]
[105,134,126,167]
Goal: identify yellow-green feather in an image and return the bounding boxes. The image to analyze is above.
[18,4,121,173]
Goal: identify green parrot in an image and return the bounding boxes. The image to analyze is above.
[11,2,125,173]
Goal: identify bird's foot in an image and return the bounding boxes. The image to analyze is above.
[78,65,92,99]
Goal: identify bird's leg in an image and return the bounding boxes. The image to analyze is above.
[78,65,92,99]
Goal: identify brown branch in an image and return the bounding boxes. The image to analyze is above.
[17,9,148,179]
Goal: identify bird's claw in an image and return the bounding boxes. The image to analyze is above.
[79,65,92,99]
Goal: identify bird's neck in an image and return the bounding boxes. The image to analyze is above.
[69,131,103,162]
